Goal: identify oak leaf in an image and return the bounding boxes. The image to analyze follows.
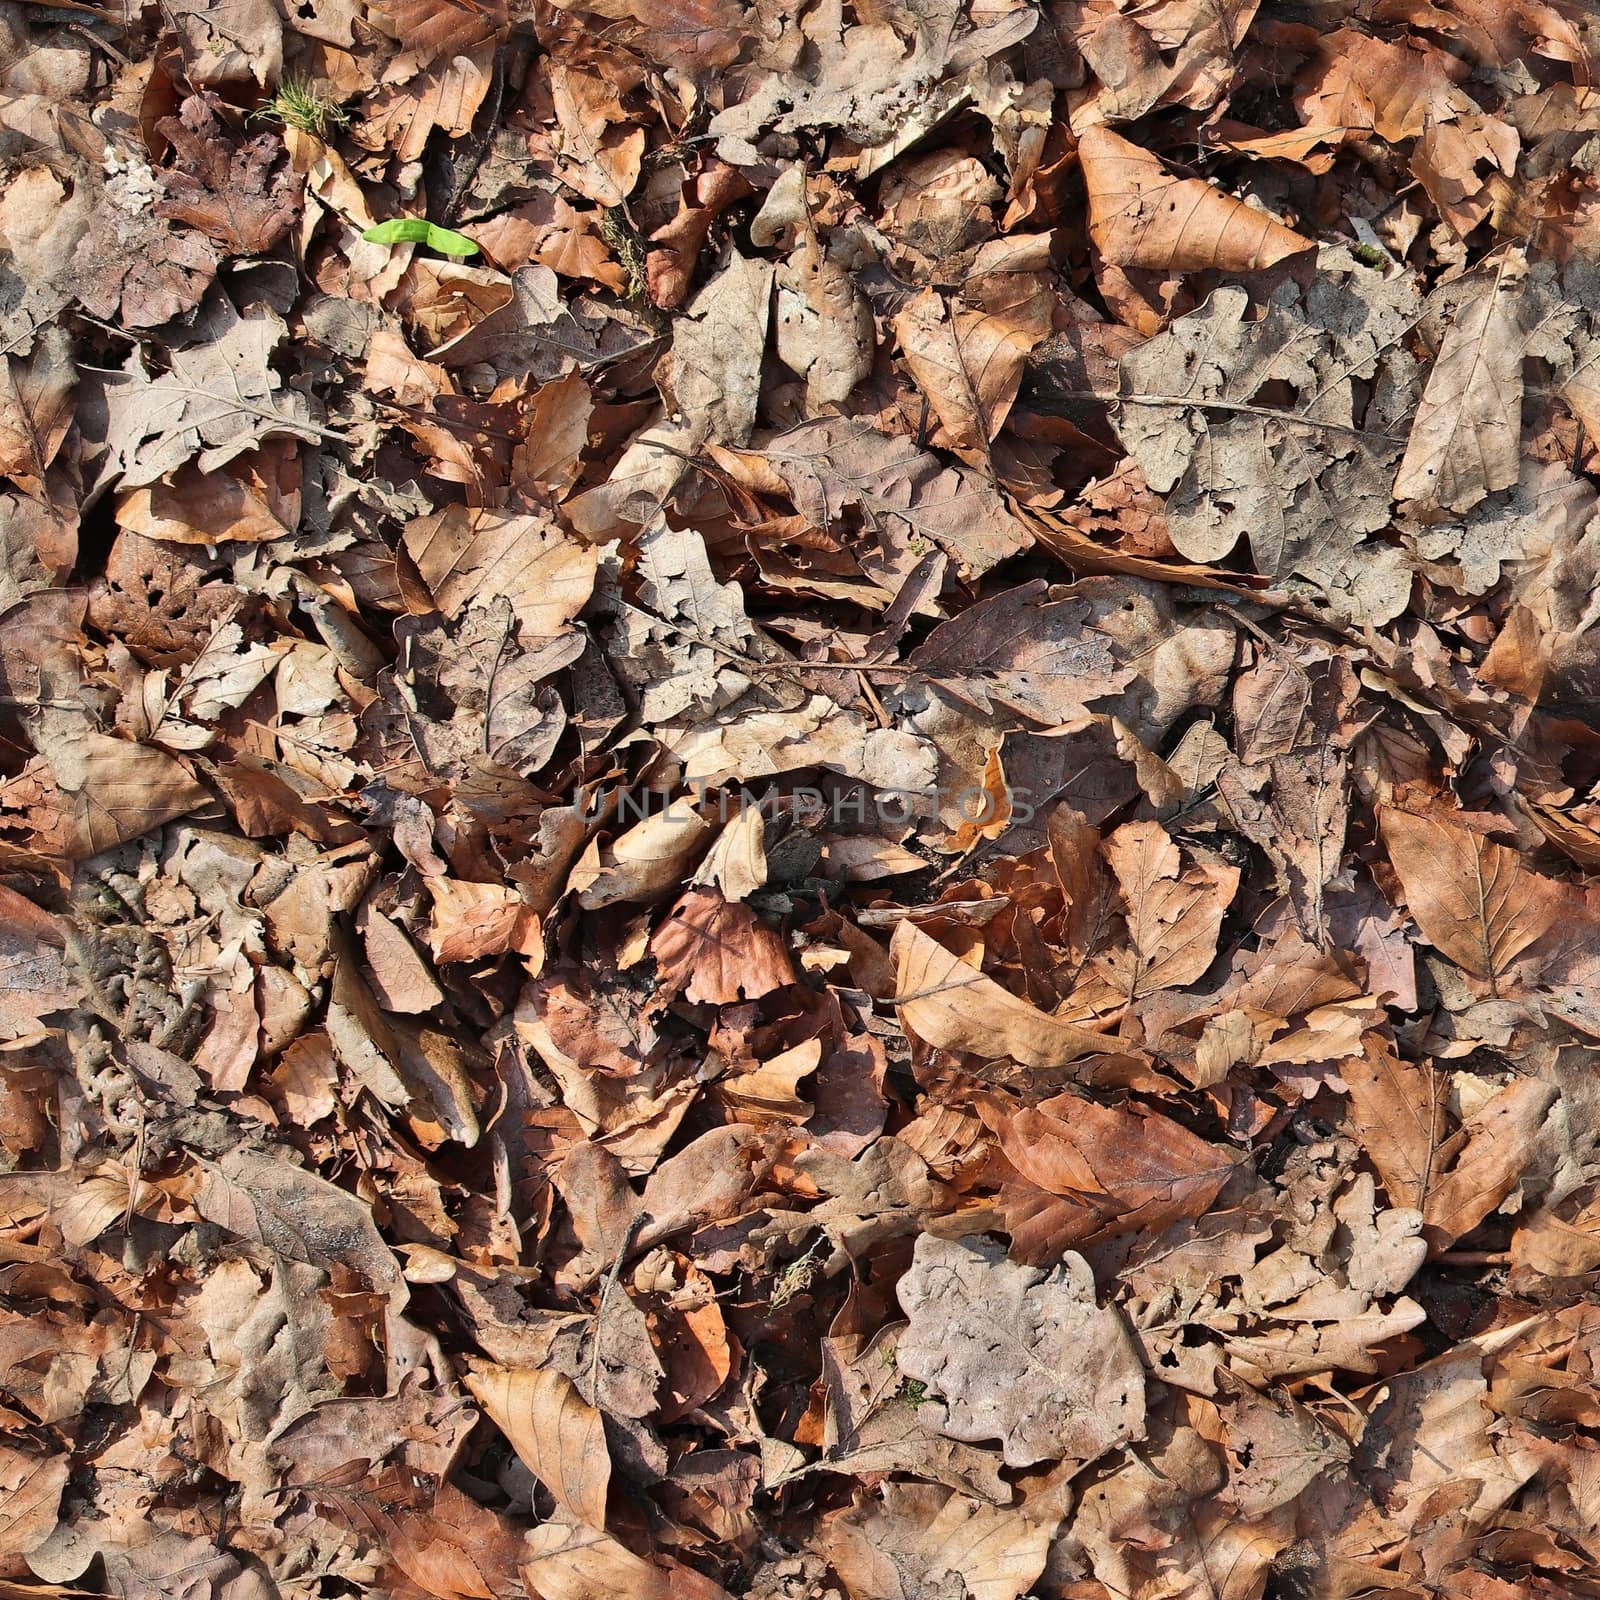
[155,94,299,255]
[895,1233,1146,1468]
[93,300,319,492]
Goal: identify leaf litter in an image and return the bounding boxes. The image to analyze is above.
[3,2,1600,1599]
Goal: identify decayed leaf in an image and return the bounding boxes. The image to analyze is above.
[891,920,1117,1067]
[908,579,1136,725]
[1393,253,1536,514]
[895,1233,1146,1468]
[0,328,74,499]
[154,94,299,255]
[1114,255,1422,619]
[1380,807,1567,990]
[462,1363,611,1529]
[93,300,319,492]
[1080,124,1313,273]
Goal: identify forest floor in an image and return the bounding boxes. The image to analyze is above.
[4,1,1600,1597]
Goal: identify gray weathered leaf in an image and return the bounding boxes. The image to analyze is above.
[895,1233,1146,1468]
[1116,253,1422,621]
[1394,250,1534,514]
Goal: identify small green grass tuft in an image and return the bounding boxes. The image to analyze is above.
[257,73,351,140]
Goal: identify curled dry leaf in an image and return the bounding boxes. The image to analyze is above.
[891,920,1119,1067]
[984,1090,1241,1247]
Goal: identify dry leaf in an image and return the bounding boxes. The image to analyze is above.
[891,920,1117,1067]
[1080,124,1314,273]
[462,1363,611,1529]
[895,1233,1146,1467]
[1380,806,1567,990]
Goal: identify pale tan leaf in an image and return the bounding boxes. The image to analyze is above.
[895,1233,1145,1468]
[523,1516,735,1600]
[1080,124,1313,273]
[891,920,1116,1068]
[822,1480,1058,1600]
[463,1364,611,1530]
[1393,253,1534,514]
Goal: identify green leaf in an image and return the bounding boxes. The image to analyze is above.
[361,218,480,258]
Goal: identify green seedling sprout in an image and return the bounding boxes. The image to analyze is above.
[361,218,481,260]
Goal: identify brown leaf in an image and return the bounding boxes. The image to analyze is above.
[463,1363,611,1529]
[1380,806,1567,990]
[649,888,795,1005]
[0,328,74,499]
[985,1090,1239,1246]
[368,0,508,73]
[30,715,209,858]
[891,920,1117,1067]
[1080,124,1314,273]
[548,62,645,209]
[1096,820,1239,998]
[1340,1037,1445,1213]
[908,580,1136,725]
[1423,1076,1558,1249]
[1295,30,1477,142]
[401,506,597,637]
[154,94,299,255]
[892,282,1048,466]
[0,1446,68,1558]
